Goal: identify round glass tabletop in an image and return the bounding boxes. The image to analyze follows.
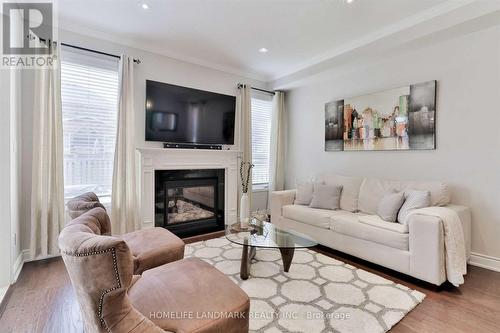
[225,217,317,249]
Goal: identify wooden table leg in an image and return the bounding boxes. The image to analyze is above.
[279,248,295,272]
[240,245,255,280]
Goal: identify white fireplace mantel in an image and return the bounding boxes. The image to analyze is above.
[137,147,241,229]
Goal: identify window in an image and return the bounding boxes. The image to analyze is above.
[61,47,119,205]
[251,93,273,186]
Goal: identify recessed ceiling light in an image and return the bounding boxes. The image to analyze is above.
[258,47,268,53]
[141,3,149,10]
[346,0,354,3]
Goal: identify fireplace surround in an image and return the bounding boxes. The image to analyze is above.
[155,169,225,237]
[138,147,239,237]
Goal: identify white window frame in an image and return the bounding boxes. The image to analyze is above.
[60,46,120,206]
[251,91,273,190]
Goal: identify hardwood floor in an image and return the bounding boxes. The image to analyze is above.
[0,257,84,333]
[1,237,499,333]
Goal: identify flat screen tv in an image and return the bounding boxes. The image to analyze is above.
[145,80,236,145]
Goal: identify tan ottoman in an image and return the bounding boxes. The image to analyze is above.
[129,257,250,333]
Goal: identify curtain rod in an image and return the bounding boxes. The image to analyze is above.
[37,37,141,64]
[61,43,141,64]
[238,83,275,95]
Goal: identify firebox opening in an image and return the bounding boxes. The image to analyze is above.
[155,169,225,238]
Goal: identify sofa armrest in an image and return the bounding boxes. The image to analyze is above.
[408,204,471,285]
[270,190,296,222]
[408,213,446,285]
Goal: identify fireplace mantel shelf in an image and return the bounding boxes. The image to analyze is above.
[137,147,242,154]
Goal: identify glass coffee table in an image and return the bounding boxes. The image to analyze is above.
[226,218,318,280]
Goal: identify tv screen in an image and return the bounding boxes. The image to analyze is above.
[145,80,236,145]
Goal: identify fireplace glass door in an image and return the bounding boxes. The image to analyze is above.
[164,179,217,226]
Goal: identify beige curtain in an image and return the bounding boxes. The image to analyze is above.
[237,85,252,214]
[268,91,286,205]
[30,43,65,259]
[111,55,140,235]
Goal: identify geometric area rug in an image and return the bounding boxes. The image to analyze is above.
[185,237,425,333]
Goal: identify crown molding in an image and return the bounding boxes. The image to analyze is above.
[57,22,271,82]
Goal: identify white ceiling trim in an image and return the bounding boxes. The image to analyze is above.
[272,0,500,88]
[271,0,475,81]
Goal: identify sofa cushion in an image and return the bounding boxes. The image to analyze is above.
[331,213,409,251]
[316,174,364,212]
[358,178,450,214]
[358,215,409,233]
[309,184,342,210]
[282,205,349,229]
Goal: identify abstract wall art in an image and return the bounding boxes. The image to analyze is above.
[325,80,436,151]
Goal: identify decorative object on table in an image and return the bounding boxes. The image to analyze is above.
[239,161,254,227]
[229,222,255,233]
[325,80,436,151]
[251,209,270,222]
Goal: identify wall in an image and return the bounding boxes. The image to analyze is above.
[10,66,22,279]
[0,67,22,293]
[280,26,500,260]
[20,29,269,252]
[0,67,13,291]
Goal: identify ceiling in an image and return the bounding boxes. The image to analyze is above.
[57,0,493,81]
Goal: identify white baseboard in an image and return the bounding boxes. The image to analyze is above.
[23,251,61,263]
[0,285,8,305]
[469,252,500,272]
[11,250,27,283]
[10,249,63,284]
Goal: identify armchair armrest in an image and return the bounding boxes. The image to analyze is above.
[270,190,296,222]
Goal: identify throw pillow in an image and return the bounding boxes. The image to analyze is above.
[397,190,431,224]
[309,184,343,210]
[294,181,314,205]
[377,192,405,222]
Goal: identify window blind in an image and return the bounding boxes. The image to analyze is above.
[251,94,273,185]
[61,46,119,203]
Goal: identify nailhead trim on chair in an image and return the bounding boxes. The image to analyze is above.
[62,247,122,333]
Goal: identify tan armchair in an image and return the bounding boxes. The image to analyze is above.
[59,208,250,333]
[66,193,185,274]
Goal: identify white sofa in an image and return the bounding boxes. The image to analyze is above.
[270,174,471,286]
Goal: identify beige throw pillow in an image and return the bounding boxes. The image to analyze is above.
[397,190,431,224]
[377,192,405,222]
[294,181,314,205]
[309,184,343,210]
